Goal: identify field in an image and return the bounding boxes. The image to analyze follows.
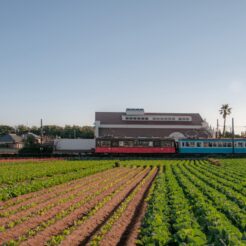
[0,159,246,245]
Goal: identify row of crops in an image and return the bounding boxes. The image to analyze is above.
[0,160,115,201]
[139,159,246,245]
[0,158,246,245]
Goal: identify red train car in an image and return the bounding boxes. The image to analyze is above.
[95,137,176,154]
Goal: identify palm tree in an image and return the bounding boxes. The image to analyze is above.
[219,104,232,137]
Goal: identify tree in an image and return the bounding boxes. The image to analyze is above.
[79,126,94,138]
[0,125,15,136]
[16,125,30,135]
[219,104,232,137]
[43,125,63,138]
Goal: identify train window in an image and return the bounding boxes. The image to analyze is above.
[111,141,119,147]
[189,142,195,147]
[161,141,172,147]
[212,142,217,147]
[154,141,161,147]
[218,142,223,147]
[149,141,153,147]
[204,142,209,147]
[124,141,134,147]
[208,142,213,147]
[139,140,150,147]
[196,142,201,147]
[238,142,243,148]
[119,141,124,147]
[227,142,232,147]
[185,142,190,147]
[98,140,111,147]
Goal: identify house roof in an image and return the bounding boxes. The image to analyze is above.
[0,134,23,143]
[24,132,40,139]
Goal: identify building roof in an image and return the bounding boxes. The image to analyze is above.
[23,132,41,139]
[95,109,212,139]
[98,127,212,139]
[0,134,23,144]
[95,111,204,126]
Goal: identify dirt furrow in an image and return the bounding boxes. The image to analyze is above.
[0,167,118,210]
[19,168,146,246]
[107,169,158,246]
[0,168,131,228]
[0,168,139,244]
[58,169,152,246]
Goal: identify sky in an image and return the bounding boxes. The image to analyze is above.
[0,1,246,133]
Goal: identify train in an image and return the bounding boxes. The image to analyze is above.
[53,137,246,156]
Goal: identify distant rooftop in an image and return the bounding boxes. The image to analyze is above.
[0,134,23,143]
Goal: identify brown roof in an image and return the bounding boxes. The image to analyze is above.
[95,112,204,126]
[99,128,212,138]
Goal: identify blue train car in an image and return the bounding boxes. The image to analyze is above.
[178,138,246,154]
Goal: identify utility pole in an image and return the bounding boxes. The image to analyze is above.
[40,119,44,156]
[216,119,219,138]
[40,119,43,145]
[232,118,235,155]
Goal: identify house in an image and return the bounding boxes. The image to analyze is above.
[22,132,41,144]
[0,133,24,154]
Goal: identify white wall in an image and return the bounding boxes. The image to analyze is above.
[54,139,95,151]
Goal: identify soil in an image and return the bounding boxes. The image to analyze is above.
[0,168,130,228]
[0,168,136,244]
[19,169,143,246]
[0,167,119,209]
[59,169,151,246]
[96,168,157,246]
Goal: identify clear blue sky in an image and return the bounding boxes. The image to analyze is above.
[1,1,246,132]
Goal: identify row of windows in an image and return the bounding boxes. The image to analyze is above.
[181,142,246,148]
[125,117,148,120]
[152,117,191,121]
[124,116,191,121]
[97,140,174,148]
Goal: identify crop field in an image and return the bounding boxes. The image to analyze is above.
[0,159,246,245]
